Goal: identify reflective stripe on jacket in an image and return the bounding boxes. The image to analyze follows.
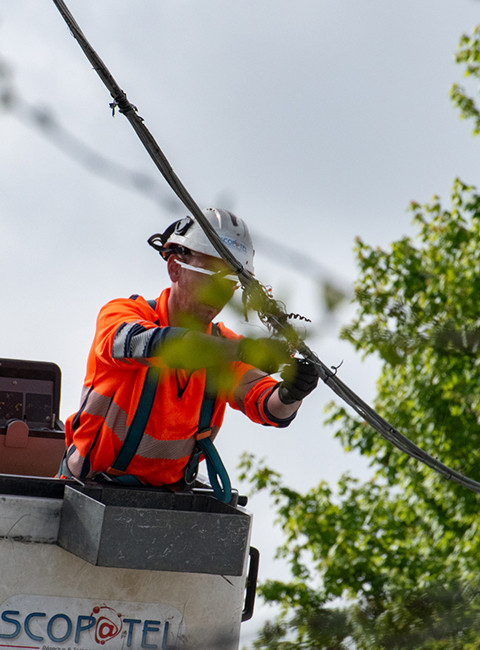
[64,288,281,486]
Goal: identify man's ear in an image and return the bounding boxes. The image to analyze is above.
[167,255,181,282]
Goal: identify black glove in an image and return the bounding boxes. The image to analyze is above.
[277,358,319,404]
[238,337,291,375]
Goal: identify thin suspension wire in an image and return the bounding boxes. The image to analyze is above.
[50,0,246,277]
[50,0,480,495]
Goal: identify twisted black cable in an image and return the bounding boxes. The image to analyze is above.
[50,0,480,496]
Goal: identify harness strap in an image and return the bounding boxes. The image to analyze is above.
[196,437,232,504]
[146,298,158,311]
[107,364,160,474]
[96,471,145,486]
[183,323,232,503]
[58,444,76,479]
[105,298,160,479]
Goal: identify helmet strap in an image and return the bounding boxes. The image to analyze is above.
[148,217,194,259]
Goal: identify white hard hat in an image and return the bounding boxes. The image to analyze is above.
[149,208,255,273]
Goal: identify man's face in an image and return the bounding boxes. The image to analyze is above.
[169,251,239,328]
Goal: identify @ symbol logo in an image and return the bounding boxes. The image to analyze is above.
[91,605,123,645]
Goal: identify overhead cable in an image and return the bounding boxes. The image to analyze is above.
[50,0,480,495]
[51,0,246,278]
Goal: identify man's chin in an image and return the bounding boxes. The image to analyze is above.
[203,305,220,320]
[201,303,227,324]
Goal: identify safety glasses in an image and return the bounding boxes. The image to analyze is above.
[174,259,239,287]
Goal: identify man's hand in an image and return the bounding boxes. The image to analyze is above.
[277,358,319,404]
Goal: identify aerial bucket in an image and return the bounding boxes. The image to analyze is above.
[0,359,258,650]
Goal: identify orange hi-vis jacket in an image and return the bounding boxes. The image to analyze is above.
[64,288,291,486]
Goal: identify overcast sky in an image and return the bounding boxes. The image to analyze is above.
[2,0,480,643]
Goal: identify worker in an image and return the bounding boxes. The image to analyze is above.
[61,208,319,492]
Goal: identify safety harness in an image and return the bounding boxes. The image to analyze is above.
[104,302,231,502]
